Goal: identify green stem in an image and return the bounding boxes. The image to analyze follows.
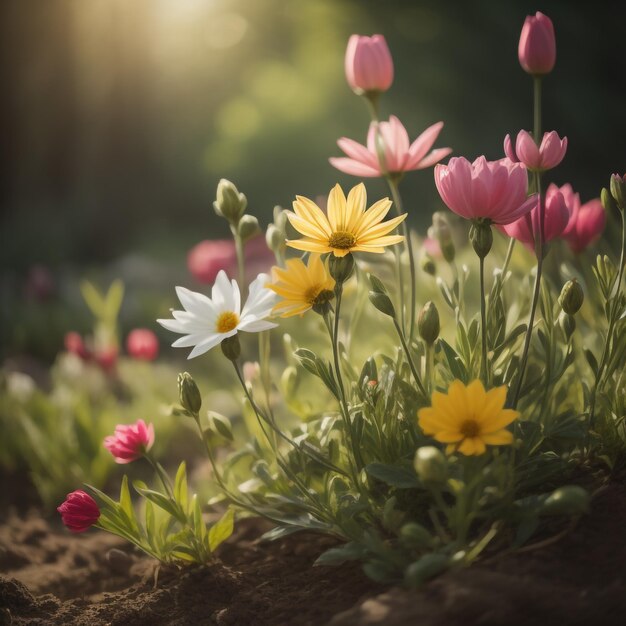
[387,176,417,342]
[533,76,542,143]
[393,318,428,400]
[479,255,489,384]
[234,234,245,289]
[145,454,174,500]
[425,343,434,394]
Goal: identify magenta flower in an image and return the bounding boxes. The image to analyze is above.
[126,329,159,361]
[434,157,537,225]
[500,185,569,250]
[518,12,556,76]
[345,34,394,94]
[330,116,451,178]
[564,198,606,253]
[57,490,100,533]
[504,130,567,172]
[104,419,155,464]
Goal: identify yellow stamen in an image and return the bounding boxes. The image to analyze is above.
[328,231,356,249]
[216,311,239,333]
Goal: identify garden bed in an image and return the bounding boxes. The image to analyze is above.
[2,480,625,625]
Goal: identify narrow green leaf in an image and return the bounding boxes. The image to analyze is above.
[208,508,235,552]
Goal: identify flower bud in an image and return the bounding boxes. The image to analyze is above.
[421,255,436,276]
[281,365,298,398]
[418,302,440,345]
[414,446,447,485]
[266,224,284,253]
[610,173,626,211]
[213,179,247,224]
[518,12,556,76]
[57,490,100,533]
[431,212,455,263]
[369,291,396,318]
[126,329,159,361]
[328,254,355,284]
[601,187,618,214]
[238,215,261,241]
[540,486,589,516]
[469,222,493,259]
[104,420,155,464]
[220,334,241,361]
[558,310,576,340]
[345,34,394,95]
[558,279,584,315]
[178,372,202,415]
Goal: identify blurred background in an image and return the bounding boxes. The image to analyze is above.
[1,0,625,360]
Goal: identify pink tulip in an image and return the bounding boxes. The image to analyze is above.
[345,34,394,94]
[504,130,567,172]
[330,116,451,177]
[104,419,155,464]
[434,156,537,225]
[64,332,90,360]
[564,198,606,253]
[126,329,159,361]
[500,185,569,250]
[518,12,556,75]
[57,490,100,533]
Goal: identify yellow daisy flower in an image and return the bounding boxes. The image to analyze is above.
[417,380,519,456]
[266,254,335,317]
[286,183,406,257]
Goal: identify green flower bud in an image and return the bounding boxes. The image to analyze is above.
[220,334,241,361]
[177,372,202,415]
[540,486,590,516]
[266,224,284,253]
[430,212,455,263]
[272,205,288,232]
[558,279,584,315]
[421,254,436,276]
[369,291,396,318]
[469,221,493,259]
[601,187,618,214]
[238,215,261,241]
[610,173,626,211]
[328,254,355,284]
[414,446,447,484]
[418,301,440,345]
[558,310,576,340]
[213,179,247,224]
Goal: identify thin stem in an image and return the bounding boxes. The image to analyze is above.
[392,318,428,400]
[387,176,417,342]
[234,234,245,289]
[425,343,434,394]
[479,255,489,384]
[145,454,174,500]
[533,76,542,143]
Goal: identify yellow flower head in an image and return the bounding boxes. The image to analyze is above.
[266,254,335,317]
[418,380,519,456]
[286,183,406,257]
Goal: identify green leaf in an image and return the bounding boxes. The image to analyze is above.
[208,508,235,552]
[207,411,234,441]
[133,480,186,523]
[584,348,599,375]
[80,281,106,316]
[104,280,125,321]
[365,463,419,489]
[437,339,467,382]
[174,461,189,515]
[314,541,363,566]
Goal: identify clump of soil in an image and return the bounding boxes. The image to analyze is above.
[2,483,626,625]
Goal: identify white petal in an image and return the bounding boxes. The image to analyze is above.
[212,271,232,309]
[172,332,214,348]
[175,286,216,317]
[230,278,241,314]
[157,318,188,334]
[238,319,278,333]
[187,334,225,359]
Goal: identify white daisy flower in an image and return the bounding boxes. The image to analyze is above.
[158,271,278,359]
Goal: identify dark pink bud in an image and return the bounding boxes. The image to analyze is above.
[104,419,155,464]
[57,490,100,533]
[126,329,159,361]
[64,332,90,360]
[518,12,556,76]
[564,199,606,253]
[94,346,118,372]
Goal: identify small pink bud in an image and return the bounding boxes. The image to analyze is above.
[518,12,556,76]
[564,198,606,253]
[126,329,159,361]
[345,34,394,95]
[104,419,155,464]
[94,346,118,372]
[57,490,100,533]
[504,130,567,172]
[64,332,90,360]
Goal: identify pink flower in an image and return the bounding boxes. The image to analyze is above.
[504,130,567,172]
[518,12,556,75]
[126,329,159,361]
[345,34,394,94]
[104,419,155,464]
[57,490,100,533]
[422,237,442,259]
[564,198,606,253]
[94,346,118,372]
[64,332,90,360]
[330,116,451,177]
[434,156,537,225]
[188,239,237,284]
[500,185,569,250]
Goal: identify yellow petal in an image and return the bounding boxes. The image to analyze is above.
[481,429,514,445]
[293,196,332,237]
[327,184,347,231]
[433,430,464,443]
[481,409,520,433]
[287,239,333,254]
[355,198,393,233]
[287,212,329,241]
[345,183,367,232]
[356,213,407,241]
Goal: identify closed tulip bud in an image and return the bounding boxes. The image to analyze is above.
[238,215,261,241]
[213,179,247,224]
[469,222,493,259]
[178,372,202,415]
[518,12,556,76]
[414,446,447,484]
[418,302,440,345]
[540,486,589,516]
[421,255,436,276]
[558,279,584,315]
[328,254,355,284]
[610,173,626,211]
[345,34,394,95]
[57,490,100,533]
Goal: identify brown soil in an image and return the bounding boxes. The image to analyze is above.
[1,482,626,625]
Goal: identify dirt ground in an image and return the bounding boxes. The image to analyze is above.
[1,481,626,625]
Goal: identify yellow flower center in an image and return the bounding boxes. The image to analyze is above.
[459,419,480,438]
[216,311,239,334]
[328,231,356,249]
[304,285,335,306]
